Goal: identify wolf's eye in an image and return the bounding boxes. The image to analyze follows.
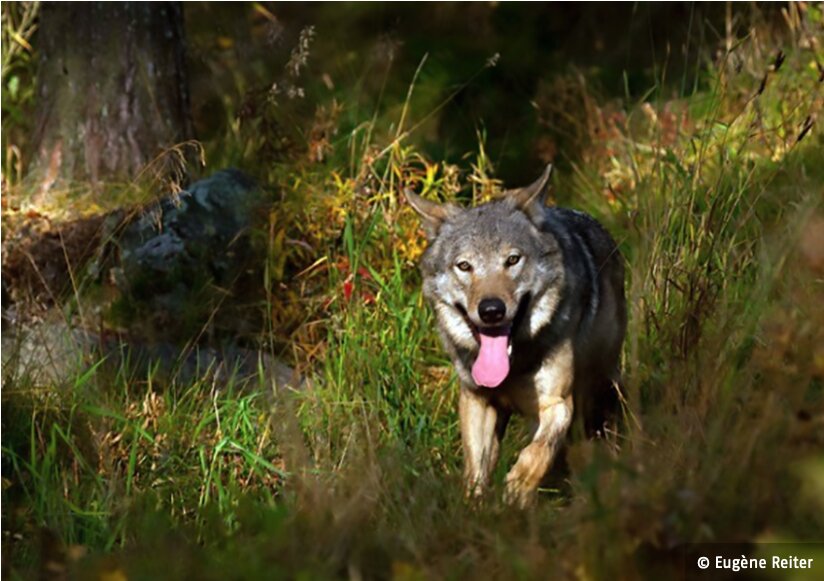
[505,254,521,267]
[456,260,472,272]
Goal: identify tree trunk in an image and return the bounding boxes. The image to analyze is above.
[28,1,193,194]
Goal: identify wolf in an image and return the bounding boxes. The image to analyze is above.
[406,164,626,507]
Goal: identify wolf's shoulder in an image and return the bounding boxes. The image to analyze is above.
[541,206,620,263]
[544,207,605,234]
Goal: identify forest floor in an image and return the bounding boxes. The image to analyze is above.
[3,6,824,580]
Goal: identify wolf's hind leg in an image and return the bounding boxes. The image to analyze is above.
[504,394,573,508]
[460,387,509,497]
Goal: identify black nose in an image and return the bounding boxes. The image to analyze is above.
[478,298,506,324]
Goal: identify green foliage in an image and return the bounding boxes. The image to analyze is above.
[1,1,38,186]
[3,3,824,578]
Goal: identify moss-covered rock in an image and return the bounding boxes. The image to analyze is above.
[111,169,268,342]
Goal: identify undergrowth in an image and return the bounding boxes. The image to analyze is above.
[2,4,823,580]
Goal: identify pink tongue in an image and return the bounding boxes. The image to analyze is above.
[472,333,510,388]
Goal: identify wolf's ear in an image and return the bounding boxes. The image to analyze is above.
[404,190,458,238]
[506,164,553,218]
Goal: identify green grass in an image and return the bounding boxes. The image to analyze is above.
[3,7,824,580]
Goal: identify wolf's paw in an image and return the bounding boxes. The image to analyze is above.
[502,443,546,508]
[464,481,486,501]
[503,473,538,509]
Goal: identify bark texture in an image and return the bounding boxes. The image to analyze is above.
[29,2,193,192]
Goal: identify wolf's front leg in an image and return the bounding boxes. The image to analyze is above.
[460,387,510,497]
[504,393,573,508]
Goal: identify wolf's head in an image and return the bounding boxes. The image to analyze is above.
[406,165,563,388]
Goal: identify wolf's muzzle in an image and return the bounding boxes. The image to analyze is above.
[478,297,507,324]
